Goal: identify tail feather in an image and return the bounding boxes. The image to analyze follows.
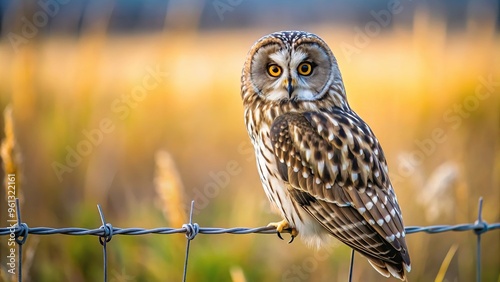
[368,258,409,281]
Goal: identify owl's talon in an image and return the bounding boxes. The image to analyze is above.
[276,231,284,241]
[268,220,298,243]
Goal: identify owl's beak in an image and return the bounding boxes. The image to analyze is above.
[286,78,295,97]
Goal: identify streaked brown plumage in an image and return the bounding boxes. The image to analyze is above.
[241,31,411,280]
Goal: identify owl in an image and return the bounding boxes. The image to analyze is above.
[240,31,411,280]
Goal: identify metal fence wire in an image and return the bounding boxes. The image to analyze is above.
[1,197,499,282]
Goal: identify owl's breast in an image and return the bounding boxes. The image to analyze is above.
[250,117,322,232]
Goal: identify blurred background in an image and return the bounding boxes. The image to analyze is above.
[0,0,499,281]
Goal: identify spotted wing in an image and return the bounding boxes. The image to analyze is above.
[270,109,411,279]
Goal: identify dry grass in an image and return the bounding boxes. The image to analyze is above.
[0,16,499,282]
[1,105,22,199]
[154,149,187,228]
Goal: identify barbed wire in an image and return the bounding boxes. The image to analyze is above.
[1,221,499,238]
[1,198,499,282]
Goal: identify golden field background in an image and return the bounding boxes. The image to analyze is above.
[0,9,499,282]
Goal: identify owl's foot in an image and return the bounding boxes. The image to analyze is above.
[267,220,298,244]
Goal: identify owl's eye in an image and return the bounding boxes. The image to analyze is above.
[298,62,313,76]
[267,64,282,77]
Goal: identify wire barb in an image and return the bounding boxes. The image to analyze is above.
[474,197,484,282]
[97,204,111,282]
[98,205,114,244]
[15,198,25,282]
[473,197,487,235]
[182,200,197,282]
[14,198,28,245]
[182,223,200,240]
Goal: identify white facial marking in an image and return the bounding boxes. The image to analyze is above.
[289,50,308,68]
[295,89,317,101]
[269,49,289,67]
[265,88,288,101]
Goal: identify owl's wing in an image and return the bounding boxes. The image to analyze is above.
[270,109,411,279]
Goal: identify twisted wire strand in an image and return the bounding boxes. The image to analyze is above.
[1,222,498,238]
[2,198,495,282]
[1,196,497,282]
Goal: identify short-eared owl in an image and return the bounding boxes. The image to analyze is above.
[240,31,411,280]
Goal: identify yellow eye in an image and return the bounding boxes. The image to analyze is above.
[267,64,282,77]
[298,62,313,76]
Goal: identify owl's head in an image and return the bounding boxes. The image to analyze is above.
[242,31,346,106]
